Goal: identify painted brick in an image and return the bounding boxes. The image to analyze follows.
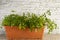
[0,0,60,34]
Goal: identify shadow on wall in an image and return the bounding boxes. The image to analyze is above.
[0,27,5,35]
[0,0,10,5]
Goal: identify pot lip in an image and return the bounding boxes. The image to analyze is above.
[4,26,44,31]
[4,26,44,33]
[4,26,44,28]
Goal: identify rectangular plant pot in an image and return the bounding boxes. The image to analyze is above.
[4,26,44,40]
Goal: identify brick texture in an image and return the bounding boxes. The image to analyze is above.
[0,0,60,34]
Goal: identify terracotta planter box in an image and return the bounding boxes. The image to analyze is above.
[5,26,44,40]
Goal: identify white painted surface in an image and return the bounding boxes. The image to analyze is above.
[0,0,60,34]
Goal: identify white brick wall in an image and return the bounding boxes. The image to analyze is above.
[0,0,60,34]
